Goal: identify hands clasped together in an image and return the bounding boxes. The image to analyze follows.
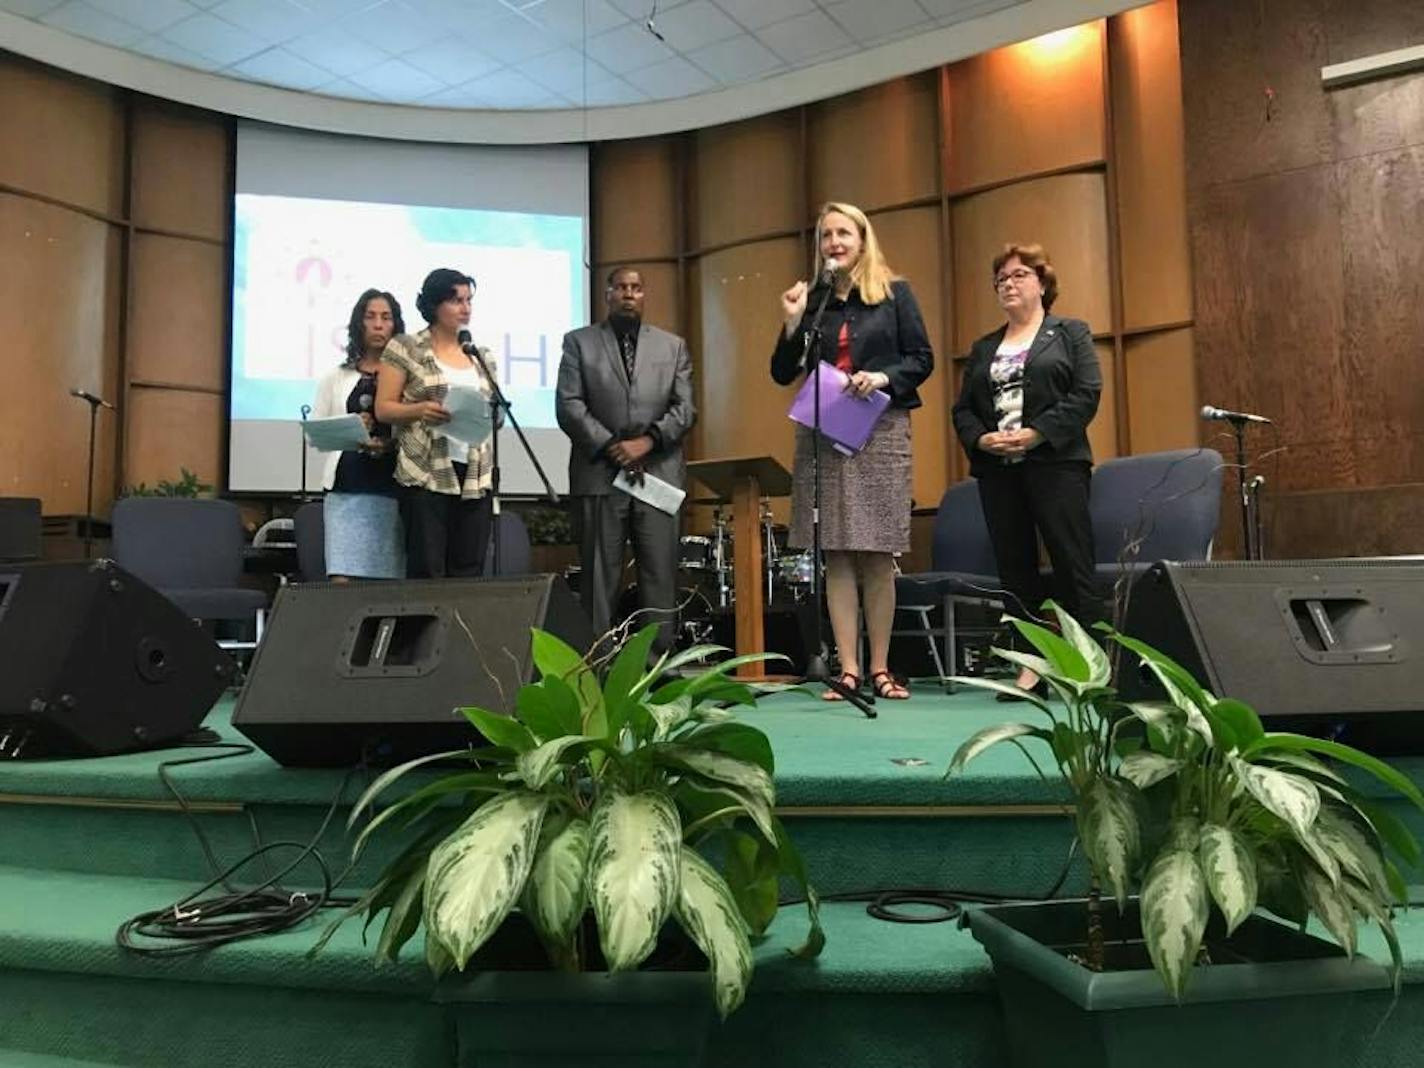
[977,427,1044,458]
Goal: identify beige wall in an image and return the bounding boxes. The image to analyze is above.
[0,53,231,521]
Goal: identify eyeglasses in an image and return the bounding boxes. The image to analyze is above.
[994,268,1037,289]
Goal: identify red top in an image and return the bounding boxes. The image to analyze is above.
[834,322,853,373]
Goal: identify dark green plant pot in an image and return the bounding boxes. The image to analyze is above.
[439,969,712,1067]
[967,899,1392,1068]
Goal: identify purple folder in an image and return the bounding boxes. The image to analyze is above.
[788,365,892,456]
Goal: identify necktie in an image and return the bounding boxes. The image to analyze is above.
[619,331,636,381]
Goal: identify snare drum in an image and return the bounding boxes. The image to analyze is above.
[679,535,713,571]
[777,551,816,586]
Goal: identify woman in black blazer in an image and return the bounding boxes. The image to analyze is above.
[951,243,1102,697]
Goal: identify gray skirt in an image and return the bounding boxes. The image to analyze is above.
[324,492,405,579]
[789,407,912,553]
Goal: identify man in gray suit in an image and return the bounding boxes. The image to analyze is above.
[556,267,696,652]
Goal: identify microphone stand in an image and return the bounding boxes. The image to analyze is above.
[1227,419,1260,561]
[466,344,558,576]
[299,404,312,500]
[73,392,106,559]
[796,276,876,719]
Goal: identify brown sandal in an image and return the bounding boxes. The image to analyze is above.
[870,671,910,700]
[822,671,861,701]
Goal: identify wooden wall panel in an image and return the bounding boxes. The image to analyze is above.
[592,136,681,262]
[691,238,802,488]
[129,103,229,241]
[950,172,1112,349]
[945,22,1107,194]
[123,387,224,492]
[1124,328,1199,454]
[127,233,228,390]
[1266,485,1424,559]
[808,74,938,212]
[689,110,801,250]
[0,194,122,513]
[1110,0,1192,330]
[1087,342,1118,463]
[868,205,949,510]
[0,56,124,217]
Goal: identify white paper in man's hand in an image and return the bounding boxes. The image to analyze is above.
[302,414,371,452]
[433,386,493,447]
[613,468,686,516]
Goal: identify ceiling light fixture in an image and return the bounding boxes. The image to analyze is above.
[645,0,666,42]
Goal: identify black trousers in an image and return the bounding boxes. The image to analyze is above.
[576,493,679,653]
[404,476,492,579]
[976,460,1102,630]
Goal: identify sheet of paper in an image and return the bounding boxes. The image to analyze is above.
[301,414,371,452]
[433,385,493,448]
[613,468,687,516]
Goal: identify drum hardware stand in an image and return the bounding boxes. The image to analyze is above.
[710,505,733,609]
[760,498,778,597]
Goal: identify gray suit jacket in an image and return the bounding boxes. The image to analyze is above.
[555,320,696,496]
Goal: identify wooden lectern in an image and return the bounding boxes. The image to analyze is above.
[687,456,792,679]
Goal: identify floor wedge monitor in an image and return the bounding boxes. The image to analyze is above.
[232,574,593,767]
[1119,559,1424,746]
[0,560,234,758]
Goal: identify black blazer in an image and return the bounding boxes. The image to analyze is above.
[770,279,933,409]
[951,314,1101,476]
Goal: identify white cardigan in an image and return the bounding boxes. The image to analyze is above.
[311,365,363,491]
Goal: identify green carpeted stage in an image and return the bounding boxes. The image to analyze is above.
[2,686,1423,1066]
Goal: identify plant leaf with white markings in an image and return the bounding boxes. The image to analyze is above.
[1232,757,1320,840]
[1141,849,1209,999]
[945,722,1051,777]
[521,814,590,966]
[588,790,682,972]
[675,847,753,1019]
[1119,750,1184,790]
[1199,823,1257,935]
[1300,862,1357,958]
[1079,779,1141,909]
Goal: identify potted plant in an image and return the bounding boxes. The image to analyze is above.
[947,603,1421,1068]
[315,622,823,1065]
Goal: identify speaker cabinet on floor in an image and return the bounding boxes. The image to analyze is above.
[232,575,593,767]
[0,560,234,758]
[1121,560,1424,744]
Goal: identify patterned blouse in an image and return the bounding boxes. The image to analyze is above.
[381,328,495,499]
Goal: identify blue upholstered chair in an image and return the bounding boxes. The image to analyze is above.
[111,497,269,654]
[484,511,533,576]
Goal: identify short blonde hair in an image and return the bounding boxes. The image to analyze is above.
[815,202,897,305]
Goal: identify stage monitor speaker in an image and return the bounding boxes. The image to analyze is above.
[1120,560,1424,745]
[232,574,594,768]
[0,560,235,759]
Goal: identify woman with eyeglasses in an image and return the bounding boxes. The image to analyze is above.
[951,243,1103,699]
[375,267,496,578]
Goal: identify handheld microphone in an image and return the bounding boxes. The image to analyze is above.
[69,388,114,410]
[1201,405,1271,425]
[819,257,843,284]
[456,328,480,356]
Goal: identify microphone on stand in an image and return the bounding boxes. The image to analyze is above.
[70,388,114,410]
[456,329,480,357]
[818,257,843,285]
[1201,404,1271,425]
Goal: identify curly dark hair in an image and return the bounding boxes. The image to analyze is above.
[415,268,476,325]
[344,289,405,367]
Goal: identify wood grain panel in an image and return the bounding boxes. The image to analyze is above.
[0,194,121,514]
[1124,328,1200,455]
[1322,0,1424,64]
[129,103,229,241]
[127,233,228,391]
[690,238,802,496]
[0,56,125,217]
[867,205,949,510]
[589,260,681,338]
[1328,72,1424,161]
[1187,167,1346,456]
[689,110,802,250]
[1109,0,1193,331]
[944,22,1107,194]
[1087,342,1118,463]
[1265,484,1424,558]
[592,136,680,262]
[808,73,938,212]
[124,387,225,493]
[950,172,1112,349]
[1178,0,1332,189]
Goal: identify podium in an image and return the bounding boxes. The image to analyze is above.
[688,456,792,678]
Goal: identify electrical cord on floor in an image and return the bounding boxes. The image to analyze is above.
[115,735,367,957]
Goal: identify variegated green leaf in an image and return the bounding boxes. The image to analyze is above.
[1119,751,1184,790]
[1259,749,1347,784]
[1050,602,1111,687]
[1294,825,1342,888]
[1165,815,1201,853]
[946,675,1056,715]
[1300,862,1357,957]
[1314,808,1391,899]
[652,745,775,817]
[588,790,682,971]
[678,774,776,844]
[515,734,603,790]
[945,722,1051,777]
[1141,849,1209,999]
[1006,613,1090,682]
[521,815,591,961]
[425,930,454,979]
[1126,701,1185,752]
[1079,779,1141,909]
[1198,823,1258,935]
[988,645,1057,685]
[424,791,550,969]
[648,693,696,740]
[1339,879,1402,991]
[675,847,753,1019]
[1232,757,1320,839]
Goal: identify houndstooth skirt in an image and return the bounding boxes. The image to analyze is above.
[789,407,911,554]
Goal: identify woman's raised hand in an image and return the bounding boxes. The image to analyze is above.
[781,280,809,325]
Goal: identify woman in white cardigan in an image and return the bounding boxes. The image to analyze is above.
[311,289,406,580]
